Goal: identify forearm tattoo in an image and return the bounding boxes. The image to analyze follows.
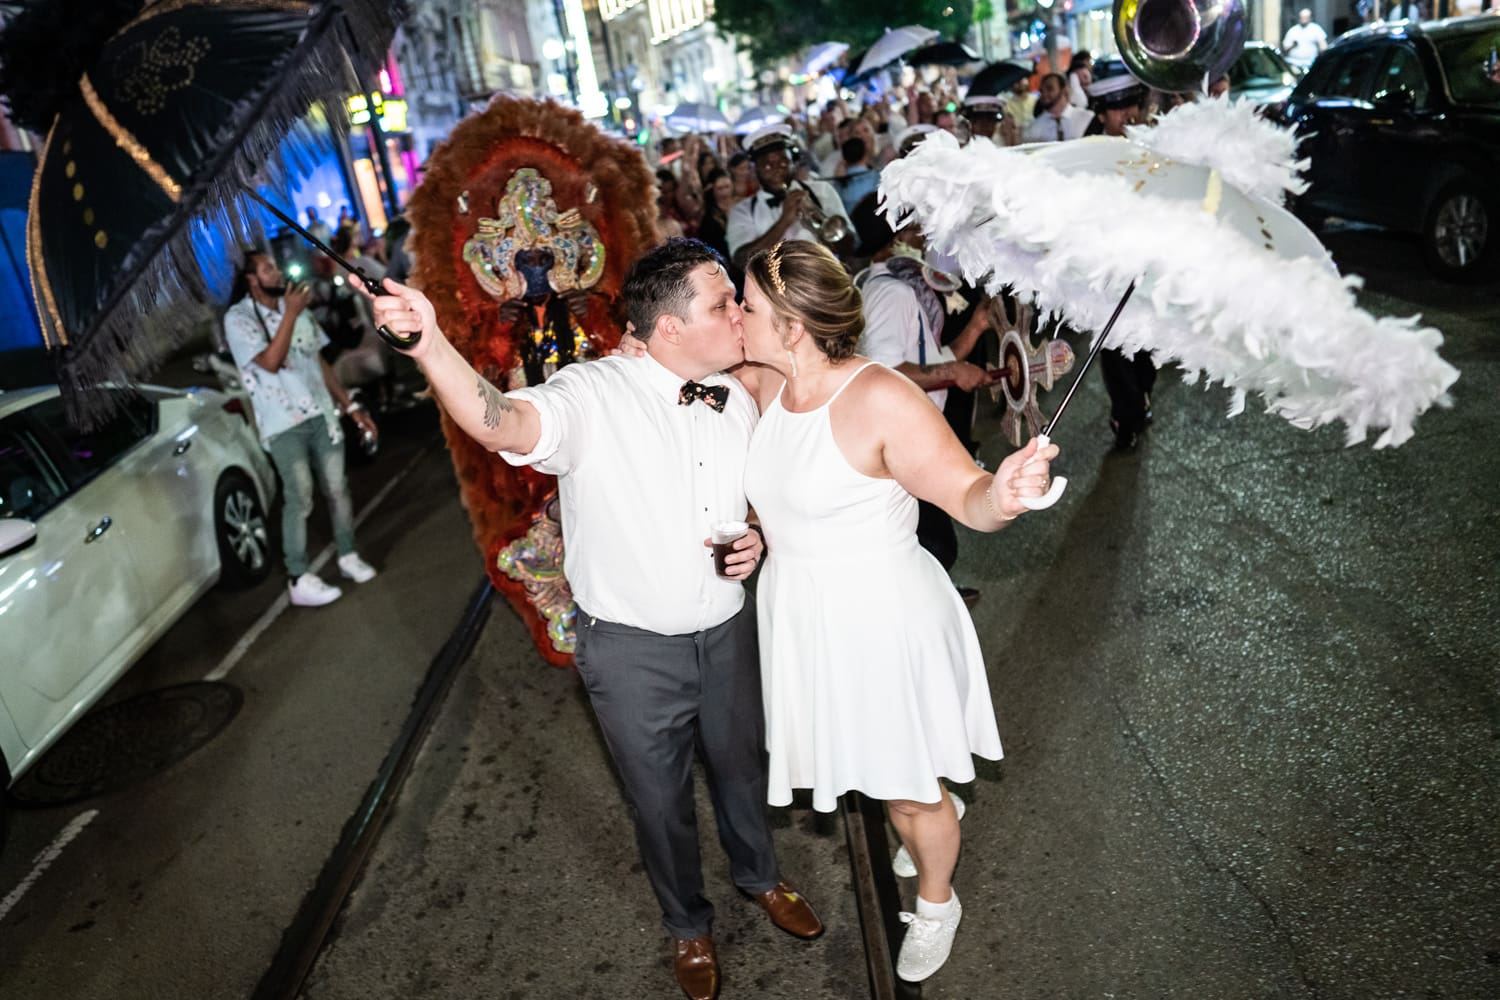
[478,375,512,430]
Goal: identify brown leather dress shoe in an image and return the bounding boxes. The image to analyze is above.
[749,880,825,939]
[673,935,719,1000]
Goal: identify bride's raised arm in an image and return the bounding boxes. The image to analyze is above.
[859,371,1058,531]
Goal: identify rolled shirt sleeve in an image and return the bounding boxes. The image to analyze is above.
[496,361,593,476]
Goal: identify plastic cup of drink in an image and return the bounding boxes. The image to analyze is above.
[711,520,749,578]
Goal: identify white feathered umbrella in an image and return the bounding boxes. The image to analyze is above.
[880,99,1458,484]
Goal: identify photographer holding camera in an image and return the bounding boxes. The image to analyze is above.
[224,248,380,607]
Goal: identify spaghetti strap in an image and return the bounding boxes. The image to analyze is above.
[826,361,881,406]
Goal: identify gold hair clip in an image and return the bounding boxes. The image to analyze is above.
[767,242,787,296]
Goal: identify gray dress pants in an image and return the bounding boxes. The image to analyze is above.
[572,602,781,939]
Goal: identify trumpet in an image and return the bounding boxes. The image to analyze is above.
[789,180,849,245]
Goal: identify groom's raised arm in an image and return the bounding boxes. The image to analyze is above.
[369,278,542,455]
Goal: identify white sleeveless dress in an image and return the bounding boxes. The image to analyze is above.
[745,362,1003,812]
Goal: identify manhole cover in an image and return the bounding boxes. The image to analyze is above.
[9,682,242,806]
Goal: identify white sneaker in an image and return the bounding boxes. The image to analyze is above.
[892,793,965,878]
[897,892,963,982]
[337,553,377,583]
[288,573,342,607]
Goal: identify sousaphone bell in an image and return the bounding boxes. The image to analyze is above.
[1112,0,1248,93]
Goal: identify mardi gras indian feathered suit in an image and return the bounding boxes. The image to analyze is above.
[407,98,659,665]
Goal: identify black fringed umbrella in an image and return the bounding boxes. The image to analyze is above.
[1,0,402,425]
[905,40,981,67]
[966,60,1033,97]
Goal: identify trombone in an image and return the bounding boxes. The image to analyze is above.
[788,180,849,245]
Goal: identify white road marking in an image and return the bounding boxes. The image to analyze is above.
[0,810,99,923]
[0,446,434,925]
[203,444,433,682]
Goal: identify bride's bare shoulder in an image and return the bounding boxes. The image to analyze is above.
[840,359,927,409]
[731,362,786,412]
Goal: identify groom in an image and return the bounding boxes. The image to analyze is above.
[368,239,821,1000]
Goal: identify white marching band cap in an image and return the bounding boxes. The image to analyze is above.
[894,123,937,152]
[742,122,797,156]
[960,94,1005,114]
[1086,72,1145,102]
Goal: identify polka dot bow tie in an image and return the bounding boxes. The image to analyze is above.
[679,380,729,412]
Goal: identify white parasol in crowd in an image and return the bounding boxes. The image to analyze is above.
[663,102,731,134]
[734,103,792,135]
[799,41,850,78]
[853,25,940,77]
[879,98,1459,507]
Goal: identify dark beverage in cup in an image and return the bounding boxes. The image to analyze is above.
[711,520,749,578]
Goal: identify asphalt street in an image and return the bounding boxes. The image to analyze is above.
[0,223,1495,1000]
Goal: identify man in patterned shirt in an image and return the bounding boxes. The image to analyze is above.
[224,249,380,606]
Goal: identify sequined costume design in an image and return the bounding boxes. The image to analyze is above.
[407,97,660,665]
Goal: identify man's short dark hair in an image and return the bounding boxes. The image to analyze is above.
[841,137,866,164]
[622,238,725,341]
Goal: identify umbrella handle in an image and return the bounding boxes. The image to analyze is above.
[244,190,421,349]
[376,323,421,349]
[1010,280,1135,513]
[1015,433,1067,511]
[357,275,421,350]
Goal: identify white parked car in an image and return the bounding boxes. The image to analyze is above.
[0,384,275,817]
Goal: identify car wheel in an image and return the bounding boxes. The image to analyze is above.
[1423,183,1493,282]
[215,471,272,589]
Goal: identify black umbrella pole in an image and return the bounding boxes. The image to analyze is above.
[245,191,420,349]
[1041,281,1137,439]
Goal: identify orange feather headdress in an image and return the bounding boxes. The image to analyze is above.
[407,97,660,664]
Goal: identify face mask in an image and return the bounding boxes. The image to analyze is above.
[514,249,555,304]
[518,261,553,303]
[263,283,288,298]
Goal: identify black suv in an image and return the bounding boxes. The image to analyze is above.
[1272,15,1500,280]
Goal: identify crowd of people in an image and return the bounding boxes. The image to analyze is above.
[647,55,1238,264]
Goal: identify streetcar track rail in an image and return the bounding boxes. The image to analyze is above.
[253,577,914,999]
[252,578,493,1000]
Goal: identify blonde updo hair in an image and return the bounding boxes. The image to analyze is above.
[746,240,864,361]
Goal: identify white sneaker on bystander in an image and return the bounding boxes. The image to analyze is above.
[337,553,377,583]
[288,573,343,607]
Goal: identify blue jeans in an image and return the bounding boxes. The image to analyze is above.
[266,417,354,577]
